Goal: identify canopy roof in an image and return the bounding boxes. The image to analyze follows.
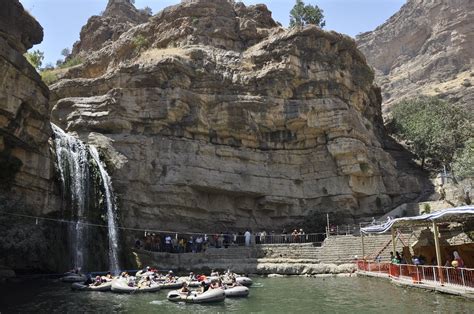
[361,206,474,234]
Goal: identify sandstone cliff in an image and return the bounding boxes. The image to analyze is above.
[0,0,65,272]
[70,0,151,59]
[357,0,474,115]
[0,0,57,213]
[51,0,425,233]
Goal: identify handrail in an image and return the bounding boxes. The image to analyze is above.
[135,232,327,253]
[357,261,474,289]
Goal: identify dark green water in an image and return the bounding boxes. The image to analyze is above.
[0,276,472,313]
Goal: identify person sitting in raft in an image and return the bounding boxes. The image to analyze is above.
[138,276,151,289]
[91,276,103,286]
[227,277,240,288]
[166,270,175,282]
[198,281,208,294]
[102,272,113,281]
[197,274,207,282]
[210,269,219,276]
[188,272,197,281]
[180,282,190,294]
[120,271,129,278]
[127,276,136,287]
[210,279,221,289]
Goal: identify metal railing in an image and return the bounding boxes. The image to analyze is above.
[255,233,326,245]
[327,224,361,236]
[134,232,327,254]
[357,260,391,274]
[357,261,474,290]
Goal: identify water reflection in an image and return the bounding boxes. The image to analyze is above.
[0,276,472,313]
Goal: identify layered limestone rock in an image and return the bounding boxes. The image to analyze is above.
[357,0,474,115]
[51,0,424,232]
[0,0,57,212]
[0,0,64,273]
[70,0,151,59]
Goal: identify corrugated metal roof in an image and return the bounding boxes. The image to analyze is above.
[361,206,474,234]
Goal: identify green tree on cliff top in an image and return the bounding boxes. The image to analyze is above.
[24,49,44,70]
[290,0,326,28]
[391,97,471,170]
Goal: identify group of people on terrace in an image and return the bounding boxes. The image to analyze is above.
[386,250,465,268]
[134,227,317,253]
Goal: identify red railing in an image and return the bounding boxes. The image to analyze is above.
[357,260,391,274]
[358,261,474,290]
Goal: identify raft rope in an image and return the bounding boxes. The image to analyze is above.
[0,210,327,238]
[0,210,220,236]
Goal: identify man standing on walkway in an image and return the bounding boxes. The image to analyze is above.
[244,229,251,246]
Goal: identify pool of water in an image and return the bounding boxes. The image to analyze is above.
[0,276,472,313]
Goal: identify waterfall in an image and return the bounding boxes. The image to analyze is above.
[52,124,89,271]
[52,123,121,273]
[90,146,121,275]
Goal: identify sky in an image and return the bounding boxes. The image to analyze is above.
[20,0,406,66]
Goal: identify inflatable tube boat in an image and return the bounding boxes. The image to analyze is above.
[159,281,184,289]
[236,277,253,286]
[167,288,225,303]
[186,281,201,288]
[60,274,87,283]
[111,280,160,293]
[224,285,249,297]
[71,281,112,292]
[135,270,154,278]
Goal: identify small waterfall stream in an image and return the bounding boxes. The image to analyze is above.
[52,123,121,273]
[52,124,89,271]
[90,146,121,274]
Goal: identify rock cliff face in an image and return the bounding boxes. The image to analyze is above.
[0,0,57,213]
[0,0,64,272]
[70,0,150,59]
[51,0,424,233]
[357,0,474,115]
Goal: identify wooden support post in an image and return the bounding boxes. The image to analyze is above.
[391,228,396,255]
[326,213,330,238]
[361,232,365,260]
[432,221,444,284]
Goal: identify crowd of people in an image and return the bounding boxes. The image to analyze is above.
[134,228,318,253]
[384,250,465,268]
[118,268,179,288]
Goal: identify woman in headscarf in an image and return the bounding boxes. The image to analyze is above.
[452,251,465,268]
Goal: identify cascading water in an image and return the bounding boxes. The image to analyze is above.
[90,146,121,275]
[52,124,89,271]
[52,123,121,273]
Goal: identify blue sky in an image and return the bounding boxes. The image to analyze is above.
[20,0,405,65]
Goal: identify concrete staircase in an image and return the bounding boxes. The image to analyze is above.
[255,234,410,264]
[136,234,412,273]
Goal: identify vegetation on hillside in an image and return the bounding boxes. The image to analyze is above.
[24,50,44,69]
[132,34,149,53]
[290,0,325,28]
[452,138,474,180]
[391,97,472,177]
[24,47,82,85]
